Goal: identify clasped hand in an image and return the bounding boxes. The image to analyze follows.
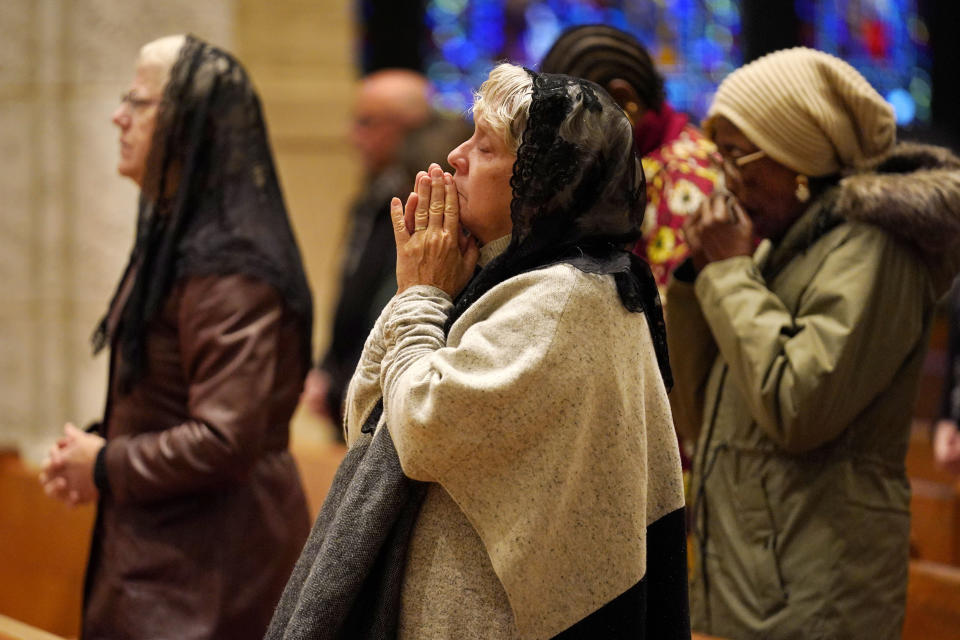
[683,192,755,272]
[39,422,104,506]
[392,164,479,298]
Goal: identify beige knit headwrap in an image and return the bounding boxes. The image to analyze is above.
[705,47,896,177]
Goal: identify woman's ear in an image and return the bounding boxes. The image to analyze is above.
[605,79,645,125]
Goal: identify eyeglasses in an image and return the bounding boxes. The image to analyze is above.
[119,91,160,112]
[721,148,767,180]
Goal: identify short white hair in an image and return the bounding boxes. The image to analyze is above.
[136,35,186,86]
[472,63,533,153]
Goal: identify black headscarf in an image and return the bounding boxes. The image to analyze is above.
[539,24,666,112]
[92,35,313,392]
[450,68,671,389]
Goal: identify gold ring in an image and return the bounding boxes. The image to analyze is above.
[414,225,428,231]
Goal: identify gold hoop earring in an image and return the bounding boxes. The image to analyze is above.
[795,174,810,203]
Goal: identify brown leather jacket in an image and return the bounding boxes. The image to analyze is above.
[83,274,310,640]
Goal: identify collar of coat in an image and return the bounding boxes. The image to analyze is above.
[759,142,960,295]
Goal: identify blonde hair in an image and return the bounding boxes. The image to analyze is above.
[472,63,533,153]
[136,35,186,87]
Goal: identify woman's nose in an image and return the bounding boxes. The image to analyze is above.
[447,141,467,172]
[111,105,129,128]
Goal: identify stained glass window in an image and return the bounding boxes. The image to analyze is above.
[795,0,932,125]
[425,0,743,120]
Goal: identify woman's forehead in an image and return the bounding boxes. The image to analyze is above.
[473,118,507,147]
[712,116,756,150]
[132,63,167,94]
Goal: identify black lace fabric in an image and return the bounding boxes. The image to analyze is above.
[93,35,314,391]
[449,69,671,388]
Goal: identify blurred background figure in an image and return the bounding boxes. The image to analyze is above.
[667,47,960,639]
[301,69,470,436]
[935,281,960,475]
[540,24,722,290]
[38,34,312,639]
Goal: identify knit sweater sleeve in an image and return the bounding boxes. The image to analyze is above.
[342,297,398,446]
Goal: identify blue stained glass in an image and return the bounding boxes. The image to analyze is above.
[887,88,916,125]
[423,0,744,120]
[441,36,479,68]
[794,0,932,125]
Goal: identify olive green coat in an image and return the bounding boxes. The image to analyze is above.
[667,143,960,640]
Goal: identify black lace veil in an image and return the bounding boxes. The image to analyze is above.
[93,35,314,392]
[448,69,671,388]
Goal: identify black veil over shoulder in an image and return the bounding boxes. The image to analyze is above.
[448,68,672,389]
[93,35,314,392]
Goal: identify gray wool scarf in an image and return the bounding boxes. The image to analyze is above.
[265,402,427,640]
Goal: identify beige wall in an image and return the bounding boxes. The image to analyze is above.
[235,0,362,444]
[0,0,359,460]
[236,0,360,343]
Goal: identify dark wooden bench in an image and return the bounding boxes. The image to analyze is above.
[903,559,960,640]
[0,451,92,638]
[0,613,67,640]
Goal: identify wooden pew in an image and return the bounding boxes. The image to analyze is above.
[0,614,67,640]
[907,421,959,486]
[910,477,960,565]
[903,560,960,640]
[0,451,93,638]
[912,310,949,424]
[907,421,960,566]
[0,431,346,638]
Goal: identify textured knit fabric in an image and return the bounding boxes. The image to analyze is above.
[270,67,687,640]
[342,261,686,639]
[668,143,960,639]
[479,234,513,267]
[264,415,425,640]
[705,47,896,177]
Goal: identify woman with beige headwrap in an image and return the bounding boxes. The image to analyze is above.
[667,47,960,638]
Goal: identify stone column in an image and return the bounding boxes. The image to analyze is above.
[0,0,235,462]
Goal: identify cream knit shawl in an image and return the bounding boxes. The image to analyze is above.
[345,261,684,639]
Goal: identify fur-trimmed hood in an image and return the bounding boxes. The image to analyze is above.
[837,143,960,254]
[835,142,960,293]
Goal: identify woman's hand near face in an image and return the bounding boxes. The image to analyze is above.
[684,193,755,269]
[392,164,480,298]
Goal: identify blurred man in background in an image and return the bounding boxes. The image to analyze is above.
[303,70,469,436]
